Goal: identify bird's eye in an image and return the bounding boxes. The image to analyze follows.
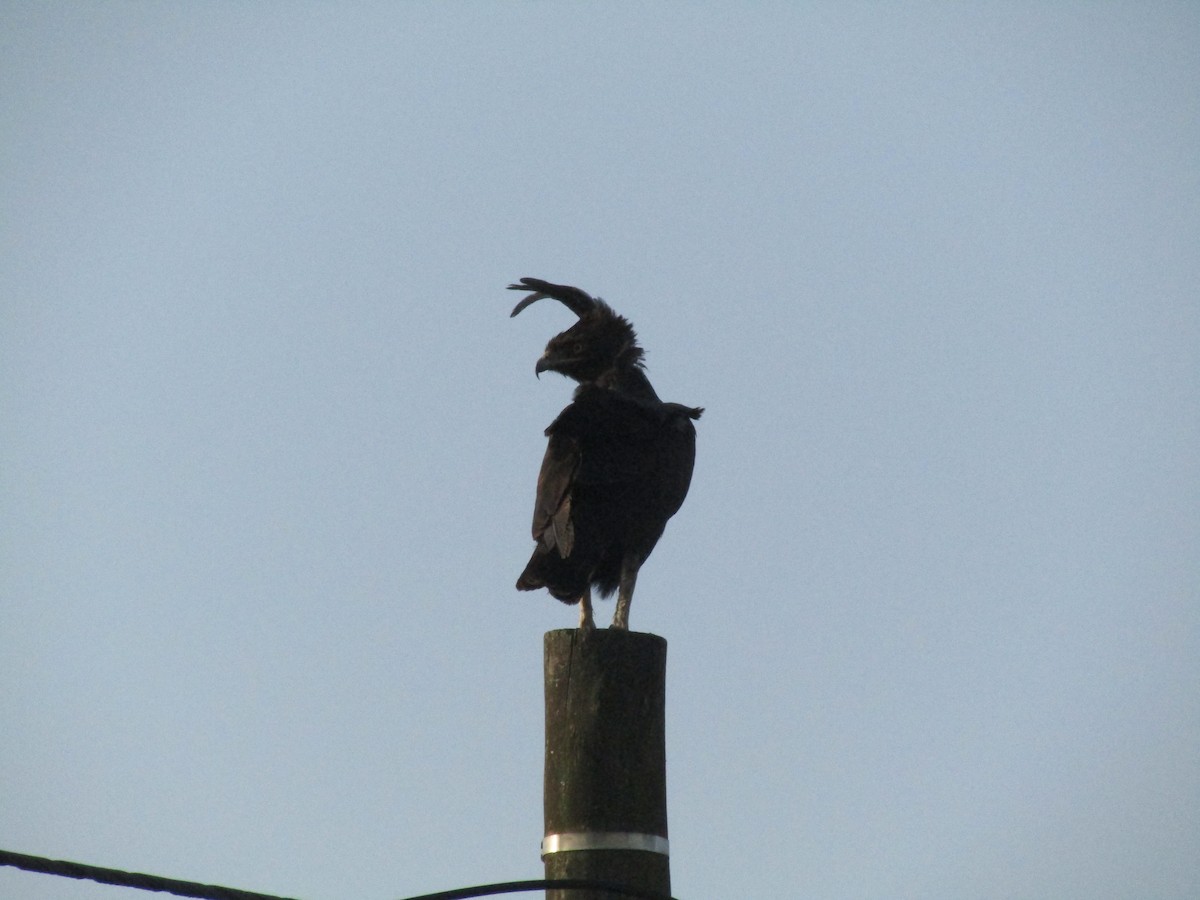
[573,343,583,354]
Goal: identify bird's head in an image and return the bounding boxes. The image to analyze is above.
[533,305,642,382]
[509,278,643,384]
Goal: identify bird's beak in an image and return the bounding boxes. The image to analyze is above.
[535,354,551,378]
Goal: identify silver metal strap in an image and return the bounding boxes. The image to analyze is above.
[541,831,669,858]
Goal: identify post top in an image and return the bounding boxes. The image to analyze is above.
[544,628,666,644]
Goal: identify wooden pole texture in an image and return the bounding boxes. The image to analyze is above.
[543,628,670,900]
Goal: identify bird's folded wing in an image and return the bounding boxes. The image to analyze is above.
[531,431,578,556]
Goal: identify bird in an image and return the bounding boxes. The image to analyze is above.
[509,277,702,631]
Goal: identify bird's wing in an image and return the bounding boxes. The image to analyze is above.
[530,429,579,557]
[530,389,646,556]
[533,387,700,559]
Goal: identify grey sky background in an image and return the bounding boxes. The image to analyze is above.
[2,4,1197,899]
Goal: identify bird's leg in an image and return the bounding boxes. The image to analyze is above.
[577,586,595,631]
[611,557,638,630]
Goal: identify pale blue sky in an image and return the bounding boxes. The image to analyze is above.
[2,4,1197,899]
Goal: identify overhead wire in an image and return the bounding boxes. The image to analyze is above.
[0,848,680,900]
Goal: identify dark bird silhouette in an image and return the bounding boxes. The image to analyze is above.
[509,277,702,630]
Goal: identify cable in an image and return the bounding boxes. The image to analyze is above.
[1,848,680,900]
[0,848,299,899]
[400,879,678,899]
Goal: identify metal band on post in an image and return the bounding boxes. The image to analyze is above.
[541,832,670,859]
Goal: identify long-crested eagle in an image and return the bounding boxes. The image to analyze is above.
[509,277,702,630]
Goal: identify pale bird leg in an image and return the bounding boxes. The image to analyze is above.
[578,587,595,630]
[611,557,638,630]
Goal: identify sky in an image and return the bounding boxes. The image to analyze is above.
[2,3,1197,899]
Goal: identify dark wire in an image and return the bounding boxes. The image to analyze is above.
[0,848,298,900]
[1,848,680,900]
[400,879,678,899]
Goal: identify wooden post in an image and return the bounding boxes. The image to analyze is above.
[543,628,670,900]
